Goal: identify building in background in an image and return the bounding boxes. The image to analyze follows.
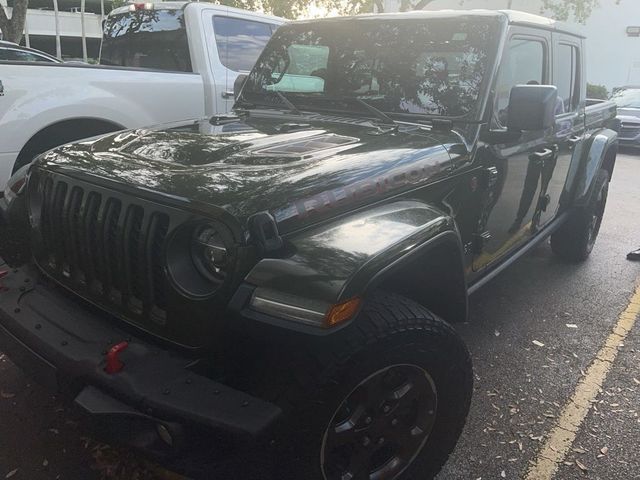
[383,0,640,92]
[0,0,113,61]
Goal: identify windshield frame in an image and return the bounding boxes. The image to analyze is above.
[237,16,505,122]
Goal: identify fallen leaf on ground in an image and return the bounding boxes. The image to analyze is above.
[576,459,589,473]
[573,447,587,454]
[5,469,18,479]
[566,324,578,329]
[532,340,545,347]
[600,446,609,455]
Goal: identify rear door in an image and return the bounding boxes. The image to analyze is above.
[536,34,585,228]
[202,10,280,113]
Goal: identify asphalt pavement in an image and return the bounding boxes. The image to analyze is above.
[0,153,639,480]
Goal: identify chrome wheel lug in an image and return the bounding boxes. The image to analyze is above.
[362,436,371,447]
[391,418,398,426]
[377,437,385,446]
[383,404,391,414]
[365,416,372,425]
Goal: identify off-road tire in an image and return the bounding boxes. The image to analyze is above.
[550,168,609,262]
[262,292,473,480]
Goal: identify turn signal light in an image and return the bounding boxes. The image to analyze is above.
[325,297,362,327]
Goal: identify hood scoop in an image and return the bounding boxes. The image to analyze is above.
[252,134,358,158]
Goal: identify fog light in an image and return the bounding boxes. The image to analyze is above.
[156,424,173,447]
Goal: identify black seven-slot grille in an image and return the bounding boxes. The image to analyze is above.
[31,171,171,327]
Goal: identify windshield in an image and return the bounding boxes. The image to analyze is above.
[611,88,640,108]
[101,9,191,72]
[240,18,501,119]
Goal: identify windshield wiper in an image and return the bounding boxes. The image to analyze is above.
[336,96,397,127]
[389,112,487,130]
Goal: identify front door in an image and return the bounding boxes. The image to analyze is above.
[473,28,555,271]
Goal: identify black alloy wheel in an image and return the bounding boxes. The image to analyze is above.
[321,364,438,480]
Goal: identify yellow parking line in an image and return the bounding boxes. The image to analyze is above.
[524,280,640,480]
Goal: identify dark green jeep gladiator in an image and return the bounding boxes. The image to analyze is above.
[0,10,619,480]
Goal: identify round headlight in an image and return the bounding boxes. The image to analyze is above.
[166,221,235,298]
[191,224,229,283]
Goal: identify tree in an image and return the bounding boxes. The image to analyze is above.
[587,83,609,99]
[0,0,28,43]
[541,0,623,24]
[337,0,617,23]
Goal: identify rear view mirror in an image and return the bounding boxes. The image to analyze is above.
[507,85,558,132]
[234,74,248,100]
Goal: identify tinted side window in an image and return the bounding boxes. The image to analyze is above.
[555,44,579,114]
[101,10,192,72]
[0,49,50,62]
[213,16,275,72]
[494,38,545,126]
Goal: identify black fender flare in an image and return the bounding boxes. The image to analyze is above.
[572,129,618,207]
[241,200,468,333]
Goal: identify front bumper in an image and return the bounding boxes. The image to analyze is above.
[0,265,281,450]
[618,136,640,148]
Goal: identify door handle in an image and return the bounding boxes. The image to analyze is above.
[531,148,554,162]
[567,135,582,147]
[221,90,235,99]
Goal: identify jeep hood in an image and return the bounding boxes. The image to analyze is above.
[36,116,458,233]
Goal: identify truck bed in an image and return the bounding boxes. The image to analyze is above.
[0,62,206,189]
[585,99,619,130]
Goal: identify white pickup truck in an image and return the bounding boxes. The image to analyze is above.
[0,2,284,190]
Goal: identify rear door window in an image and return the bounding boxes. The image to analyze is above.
[213,16,276,72]
[554,43,580,114]
[101,9,192,72]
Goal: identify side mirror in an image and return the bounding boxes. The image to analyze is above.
[507,85,558,132]
[234,74,248,100]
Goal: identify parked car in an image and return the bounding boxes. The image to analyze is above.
[0,2,284,192]
[0,40,61,63]
[0,10,619,480]
[610,86,640,148]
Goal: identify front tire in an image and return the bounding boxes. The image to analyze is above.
[550,168,609,262]
[271,293,473,480]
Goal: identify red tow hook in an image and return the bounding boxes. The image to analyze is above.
[104,341,129,374]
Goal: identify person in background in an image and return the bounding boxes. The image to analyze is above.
[628,248,640,261]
